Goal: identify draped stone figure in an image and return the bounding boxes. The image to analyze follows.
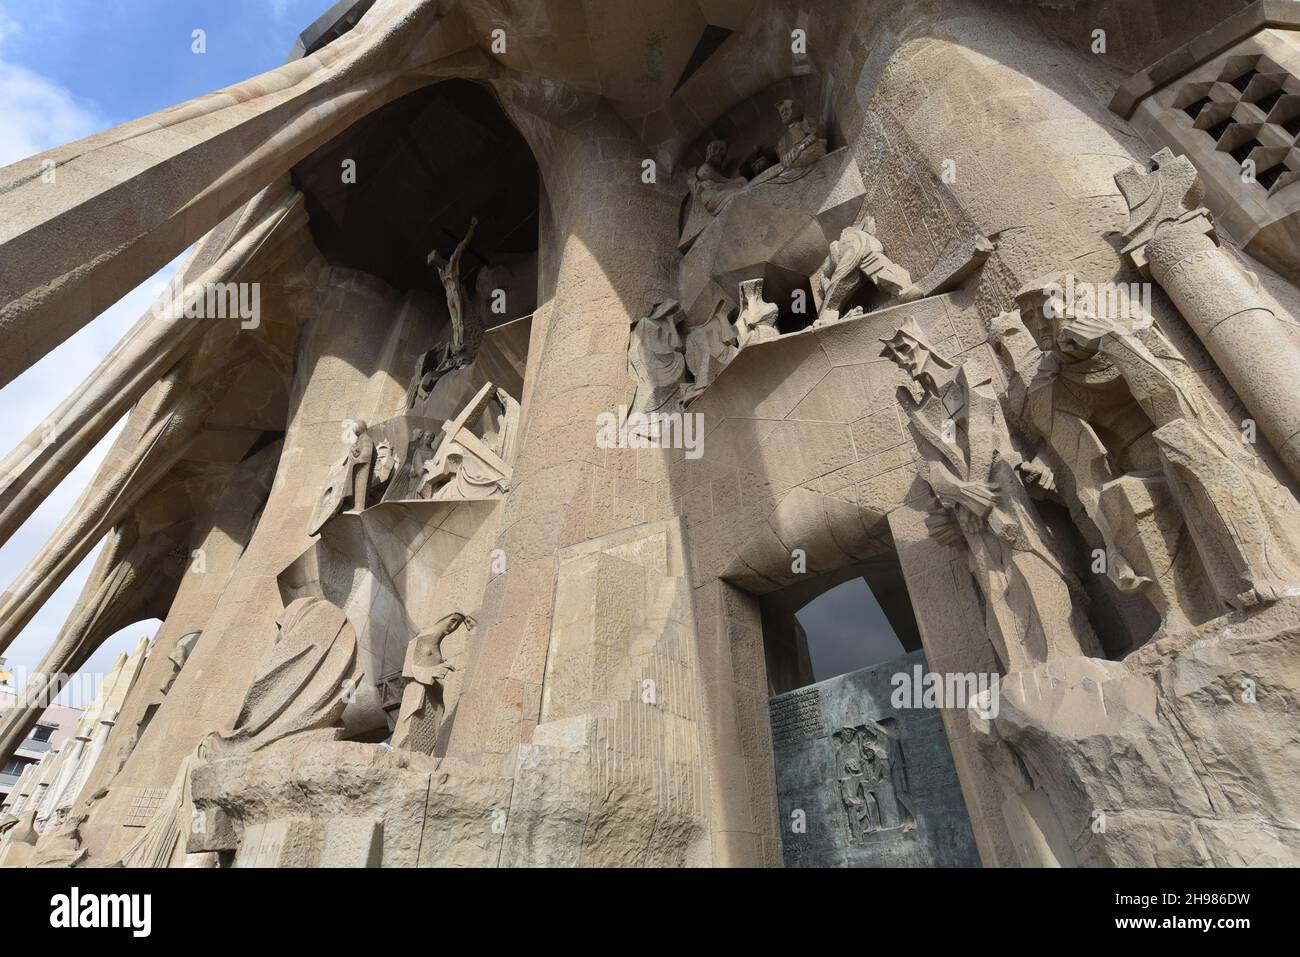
[882,319,1101,671]
[814,220,919,327]
[682,299,740,401]
[392,612,473,754]
[996,290,1300,628]
[204,598,359,757]
[736,279,780,348]
[774,98,826,172]
[427,217,479,358]
[628,300,687,416]
[308,420,375,535]
[690,139,749,216]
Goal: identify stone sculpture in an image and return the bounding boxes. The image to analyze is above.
[308,420,375,536]
[690,139,749,216]
[405,343,459,410]
[775,98,827,172]
[392,612,474,754]
[735,279,780,348]
[204,598,359,756]
[833,721,914,842]
[427,217,479,358]
[814,219,919,327]
[882,318,1101,670]
[681,299,740,401]
[160,630,201,696]
[998,287,1300,629]
[416,383,518,500]
[627,300,687,415]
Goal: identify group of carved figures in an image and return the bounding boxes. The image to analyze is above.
[631,216,920,414]
[688,97,829,218]
[880,286,1300,671]
[834,721,914,842]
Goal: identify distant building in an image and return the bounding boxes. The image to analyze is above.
[0,660,83,806]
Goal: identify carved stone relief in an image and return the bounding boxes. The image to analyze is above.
[833,720,914,841]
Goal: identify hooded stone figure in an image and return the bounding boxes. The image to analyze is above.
[308,420,375,535]
[204,597,358,756]
[627,300,687,416]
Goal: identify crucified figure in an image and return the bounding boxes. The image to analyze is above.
[427,217,479,357]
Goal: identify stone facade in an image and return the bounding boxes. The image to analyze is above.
[1,0,1299,868]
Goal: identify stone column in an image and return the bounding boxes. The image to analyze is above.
[1145,222,1300,480]
[1116,148,1300,483]
[446,90,681,760]
[0,0,474,388]
[0,187,305,549]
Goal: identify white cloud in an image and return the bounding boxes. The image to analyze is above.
[0,8,104,168]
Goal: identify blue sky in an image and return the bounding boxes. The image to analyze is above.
[0,0,333,704]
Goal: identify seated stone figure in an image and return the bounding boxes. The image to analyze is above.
[995,287,1300,630]
[627,300,687,416]
[775,98,826,171]
[203,597,359,757]
[690,139,749,216]
[681,299,740,401]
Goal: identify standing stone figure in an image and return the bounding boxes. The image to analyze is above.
[736,278,780,347]
[997,291,1300,626]
[628,300,687,416]
[427,216,479,358]
[392,612,474,754]
[881,319,1101,671]
[834,722,914,843]
[690,139,749,216]
[814,219,919,327]
[308,419,375,536]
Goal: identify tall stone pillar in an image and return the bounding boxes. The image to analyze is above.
[1117,149,1300,482]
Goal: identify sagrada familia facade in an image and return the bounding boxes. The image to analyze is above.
[0,0,1298,868]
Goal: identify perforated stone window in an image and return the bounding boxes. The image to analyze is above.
[1171,53,1300,197]
[1113,16,1300,283]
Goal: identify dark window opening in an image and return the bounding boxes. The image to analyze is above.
[1231,69,1260,93]
[1257,163,1286,190]
[1255,88,1285,114]
[1230,138,1263,164]
[30,724,54,743]
[1207,117,1235,141]
[760,553,922,696]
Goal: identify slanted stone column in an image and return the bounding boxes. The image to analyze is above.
[0,0,476,388]
[0,187,306,549]
[1116,149,1300,482]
